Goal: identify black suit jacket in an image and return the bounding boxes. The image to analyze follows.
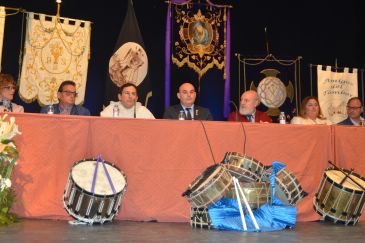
[337,117,355,125]
[163,104,213,121]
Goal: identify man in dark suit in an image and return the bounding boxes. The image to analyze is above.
[163,82,213,120]
[338,97,364,126]
[41,80,90,116]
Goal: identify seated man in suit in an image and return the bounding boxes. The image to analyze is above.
[228,90,272,123]
[41,80,90,115]
[338,97,364,126]
[163,82,213,120]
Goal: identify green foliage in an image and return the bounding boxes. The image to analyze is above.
[0,188,17,226]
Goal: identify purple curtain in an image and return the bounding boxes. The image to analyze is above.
[224,9,231,117]
[165,0,190,108]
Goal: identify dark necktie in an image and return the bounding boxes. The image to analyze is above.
[185,108,192,120]
[246,114,253,122]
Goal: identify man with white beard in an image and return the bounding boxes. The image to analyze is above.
[228,90,272,123]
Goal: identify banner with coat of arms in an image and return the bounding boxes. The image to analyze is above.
[0,6,5,72]
[165,0,231,120]
[238,55,302,122]
[19,12,91,106]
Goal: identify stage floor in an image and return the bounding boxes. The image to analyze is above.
[0,219,364,242]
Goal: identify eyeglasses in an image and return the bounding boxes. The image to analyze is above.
[1,86,16,91]
[61,91,78,97]
[347,106,362,110]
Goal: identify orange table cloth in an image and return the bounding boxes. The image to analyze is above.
[8,113,364,222]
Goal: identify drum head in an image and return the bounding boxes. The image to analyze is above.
[326,169,365,192]
[71,160,126,196]
[183,164,221,197]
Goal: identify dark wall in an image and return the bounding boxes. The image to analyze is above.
[1,0,364,117]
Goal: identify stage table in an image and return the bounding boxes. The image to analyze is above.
[8,113,365,222]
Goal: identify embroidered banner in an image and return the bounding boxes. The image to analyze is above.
[317,65,358,123]
[19,13,91,106]
[238,55,302,122]
[0,6,5,72]
[165,0,231,119]
[104,0,151,107]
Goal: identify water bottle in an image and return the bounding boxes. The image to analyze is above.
[178,110,185,120]
[113,104,120,117]
[47,104,54,114]
[279,111,286,124]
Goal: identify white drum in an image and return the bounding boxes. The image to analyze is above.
[63,159,127,224]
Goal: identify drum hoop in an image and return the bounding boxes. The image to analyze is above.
[74,158,123,172]
[189,166,229,198]
[71,158,128,196]
[223,152,261,165]
[324,168,365,194]
[66,181,126,198]
[63,199,117,224]
[312,200,357,225]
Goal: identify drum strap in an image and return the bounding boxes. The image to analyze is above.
[91,155,116,194]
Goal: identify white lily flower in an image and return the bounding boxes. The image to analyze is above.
[4,178,11,188]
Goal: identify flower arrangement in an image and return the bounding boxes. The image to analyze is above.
[0,114,21,226]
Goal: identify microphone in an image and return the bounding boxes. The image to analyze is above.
[229,100,239,121]
[133,100,137,118]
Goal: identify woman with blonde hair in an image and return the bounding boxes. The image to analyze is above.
[291,96,331,125]
[0,73,24,113]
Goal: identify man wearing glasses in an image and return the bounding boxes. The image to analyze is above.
[100,83,154,119]
[163,82,213,120]
[338,97,364,126]
[40,80,90,115]
[0,73,24,113]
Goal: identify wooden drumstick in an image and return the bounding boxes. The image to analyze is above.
[328,161,365,191]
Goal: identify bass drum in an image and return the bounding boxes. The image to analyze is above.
[63,159,127,224]
[314,168,365,225]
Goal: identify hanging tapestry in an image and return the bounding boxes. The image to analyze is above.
[317,65,358,123]
[172,7,226,80]
[238,55,302,121]
[19,12,91,106]
[165,0,231,120]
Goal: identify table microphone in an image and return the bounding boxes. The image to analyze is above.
[133,100,137,118]
[230,100,239,121]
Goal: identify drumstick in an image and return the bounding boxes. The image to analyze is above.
[328,161,365,191]
[339,169,354,186]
